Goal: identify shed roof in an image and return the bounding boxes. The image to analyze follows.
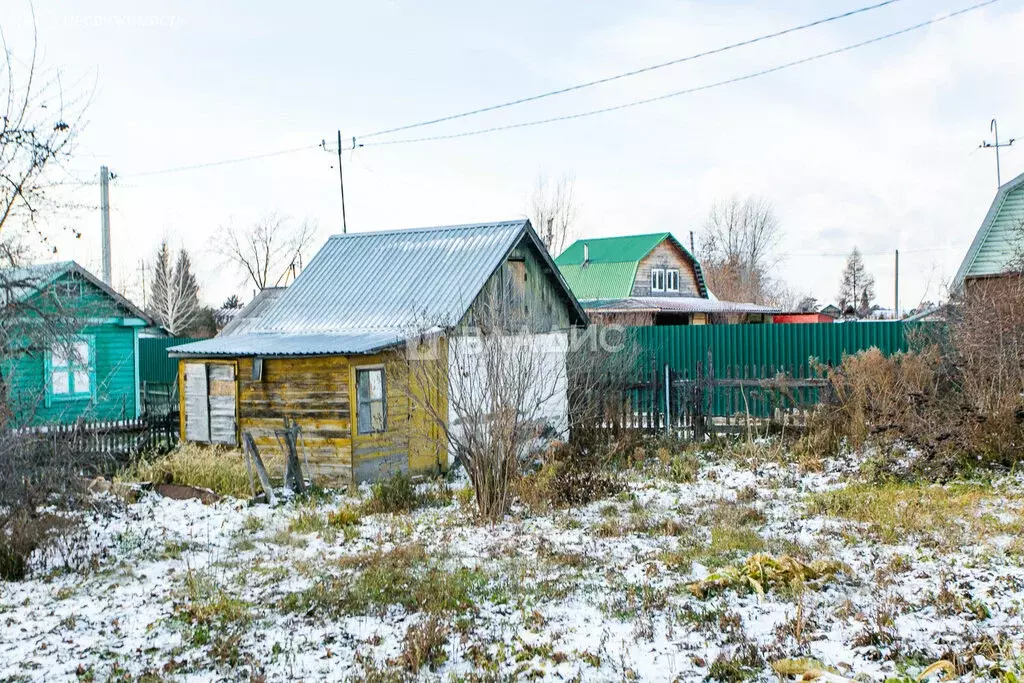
[171,220,585,357]
[952,170,1024,290]
[555,232,708,300]
[218,287,287,336]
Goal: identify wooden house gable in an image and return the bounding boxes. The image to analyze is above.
[631,239,702,298]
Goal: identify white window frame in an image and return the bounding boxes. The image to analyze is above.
[356,366,387,435]
[650,268,666,292]
[47,335,95,403]
[666,269,680,292]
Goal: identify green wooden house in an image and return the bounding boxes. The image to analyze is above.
[953,170,1024,290]
[1,261,156,426]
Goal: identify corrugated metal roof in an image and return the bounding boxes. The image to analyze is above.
[170,330,405,357]
[584,296,781,315]
[257,220,528,333]
[171,220,585,357]
[219,287,287,336]
[555,232,709,300]
[953,170,1024,290]
[556,262,638,299]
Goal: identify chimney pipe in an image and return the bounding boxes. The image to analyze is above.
[582,243,589,265]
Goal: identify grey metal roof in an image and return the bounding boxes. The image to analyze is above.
[171,220,586,357]
[170,330,404,357]
[218,287,287,336]
[583,296,781,315]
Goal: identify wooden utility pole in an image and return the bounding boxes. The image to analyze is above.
[337,130,347,234]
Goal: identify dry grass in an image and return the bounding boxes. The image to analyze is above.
[807,481,1024,548]
[118,443,285,498]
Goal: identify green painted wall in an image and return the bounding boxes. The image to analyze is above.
[141,337,200,384]
[1,271,142,426]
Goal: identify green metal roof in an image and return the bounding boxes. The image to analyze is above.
[557,262,639,300]
[555,232,708,301]
[953,170,1024,290]
[555,232,671,265]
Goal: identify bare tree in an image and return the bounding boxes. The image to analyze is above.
[698,195,783,304]
[149,240,200,335]
[838,247,875,318]
[796,296,819,313]
[395,278,569,520]
[0,16,87,245]
[528,173,577,258]
[216,213,317,291]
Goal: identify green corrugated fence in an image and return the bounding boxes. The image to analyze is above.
[624,321,935,419]
[139,337,199,385]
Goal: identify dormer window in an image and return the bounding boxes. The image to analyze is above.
[651,269,665,292]
[666,269,679,292]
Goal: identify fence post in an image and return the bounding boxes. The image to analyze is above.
[663,363,671,436]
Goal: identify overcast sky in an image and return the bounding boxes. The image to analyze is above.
[4,0,1023,311]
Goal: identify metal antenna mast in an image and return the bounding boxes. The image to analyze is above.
[980,118,1015,188]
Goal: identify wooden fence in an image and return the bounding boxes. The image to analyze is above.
[602,356,831,440]
[12,415,179,461]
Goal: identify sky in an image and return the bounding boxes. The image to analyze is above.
[3,0,1024,312]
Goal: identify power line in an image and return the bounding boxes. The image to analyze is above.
[359,0,908,140]
[364,0,1001,147]
[131,144,321,177]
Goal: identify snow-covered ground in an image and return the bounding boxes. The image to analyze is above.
[2,450,1023,682]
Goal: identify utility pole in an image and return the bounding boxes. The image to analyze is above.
[138,259,148,309]
[337,130,347,233]
[980,118,1015,188]
[894,249,899,320]
[100,165,112,284]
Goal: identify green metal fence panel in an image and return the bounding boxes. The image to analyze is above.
[139,337,199,385]
[625,322,933,418]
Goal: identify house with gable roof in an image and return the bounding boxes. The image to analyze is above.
[1,261,156,426]
[169,220,586,485]
[554,232,779,325]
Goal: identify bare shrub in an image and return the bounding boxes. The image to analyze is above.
[804,275,1024,475]
[0,431,107,580]
[945,275,1024,418]
[396,276,570,521]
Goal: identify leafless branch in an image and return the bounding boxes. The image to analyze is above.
[215,213,318,291]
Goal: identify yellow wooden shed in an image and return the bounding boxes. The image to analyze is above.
[169,220,587,486]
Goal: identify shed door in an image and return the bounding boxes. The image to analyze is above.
[184,363,210,442]
[208,364,237,445]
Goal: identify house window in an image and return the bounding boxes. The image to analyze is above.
[666,269,679,292]
[651,269,666,292]
[356,367,386,434]
[48,337,94,400]
[55,280,83,299]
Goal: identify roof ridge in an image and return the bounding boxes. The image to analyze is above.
[569,232,670,244]
[327,219,527,240]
